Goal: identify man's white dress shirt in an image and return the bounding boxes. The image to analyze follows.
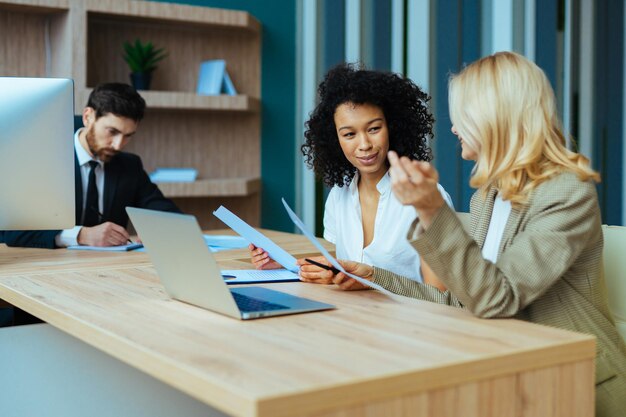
[55,129,104,247]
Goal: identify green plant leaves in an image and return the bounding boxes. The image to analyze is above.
[122,39,168,74]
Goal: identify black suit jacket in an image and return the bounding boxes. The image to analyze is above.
[4,151,180,248]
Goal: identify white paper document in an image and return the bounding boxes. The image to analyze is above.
[203,234,248,252]
[220,269,300,285]
[213,206,299,273]
[136,235,248,254]
[203,235,248,249]
[281,198,398,298]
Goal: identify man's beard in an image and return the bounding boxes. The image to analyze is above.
[85,127,119,163]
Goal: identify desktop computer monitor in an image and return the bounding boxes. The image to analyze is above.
[0,77,75,230]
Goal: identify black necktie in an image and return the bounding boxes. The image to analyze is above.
[83,160,100,226]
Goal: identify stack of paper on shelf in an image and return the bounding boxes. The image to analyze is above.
[149,168,198,182]
[197,59,237,96]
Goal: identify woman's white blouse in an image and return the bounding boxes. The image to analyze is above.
[323,171,454,282]
[481,195,512,263]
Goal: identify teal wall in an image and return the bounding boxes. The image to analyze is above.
[150,0,297,231]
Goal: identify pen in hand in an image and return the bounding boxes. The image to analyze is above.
[90,205,134,244]
[304,258,340,275]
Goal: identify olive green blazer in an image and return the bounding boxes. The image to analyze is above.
[373,172,626,416]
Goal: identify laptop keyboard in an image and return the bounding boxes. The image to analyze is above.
[231,292,289,312]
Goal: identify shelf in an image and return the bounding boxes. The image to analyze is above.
[78,89,259,113]
[0,0,68,13]
[156,177,261,198]
[85,0,260,33]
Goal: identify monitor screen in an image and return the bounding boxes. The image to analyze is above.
[0,77,75,230]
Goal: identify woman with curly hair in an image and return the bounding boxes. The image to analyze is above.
[250,63,452,284]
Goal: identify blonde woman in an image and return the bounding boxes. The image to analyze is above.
[326,52,626,415]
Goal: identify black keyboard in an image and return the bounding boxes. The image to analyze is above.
[231,291,289,312]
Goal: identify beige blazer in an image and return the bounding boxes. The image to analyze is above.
[373,172,626,416]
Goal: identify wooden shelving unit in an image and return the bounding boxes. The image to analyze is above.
[0,0,262,229]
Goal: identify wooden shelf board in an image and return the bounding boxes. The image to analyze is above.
[140,91,260,112]
[78,89,259,113]
[0,0,68,12]
[85,0,260,32]
[156,177,260,198]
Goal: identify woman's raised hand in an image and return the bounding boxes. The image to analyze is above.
[388,151,446,228]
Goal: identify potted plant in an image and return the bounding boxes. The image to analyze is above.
[122,39,168,90]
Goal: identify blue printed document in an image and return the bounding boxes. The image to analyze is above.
[281,198,398,298]
[213,206,299,273]
[67,243,143,252]
[221,269,300,285]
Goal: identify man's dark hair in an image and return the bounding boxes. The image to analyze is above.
[86,83,146,122]
[302,63,435,187]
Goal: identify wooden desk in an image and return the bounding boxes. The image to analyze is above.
[0,231,595,417]
[0,229,319,276]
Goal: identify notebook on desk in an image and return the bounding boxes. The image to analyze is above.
[67,243,143,252]
[126,207,335,320]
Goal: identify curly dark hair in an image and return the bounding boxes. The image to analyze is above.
[302,63,434,187]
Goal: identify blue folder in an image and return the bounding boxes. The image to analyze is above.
[197,59,237,96]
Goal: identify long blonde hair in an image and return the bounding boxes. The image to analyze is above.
[448,51,599,205]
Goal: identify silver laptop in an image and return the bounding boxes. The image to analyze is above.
[127,207,335,319]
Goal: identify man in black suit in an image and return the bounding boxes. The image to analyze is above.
[4,83,180,249]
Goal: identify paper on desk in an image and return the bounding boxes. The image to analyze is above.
[213,206,299,273]
[281,198,397,298]
[123,235,248,253]
[207,246,234,253]
[203,235,248,249]
[117,236,244,253]
[204,235,248,252]
[67,243,143,252]
[220,269,300,285]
